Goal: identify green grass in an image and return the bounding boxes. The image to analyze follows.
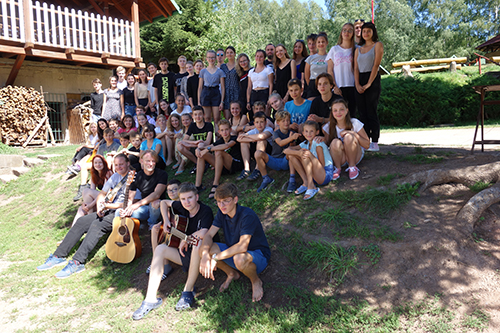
[469,181,492,193]
[0,142,19,154]
[325,183,420,218]
[0,145,493,332]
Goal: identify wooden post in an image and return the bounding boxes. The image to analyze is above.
[5,55,26,86]
[131,0,141,59]
[23,0,33,44]
[450,61,457,72]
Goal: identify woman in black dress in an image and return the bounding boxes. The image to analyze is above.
[274,44,296,102]
[236,53,251,111]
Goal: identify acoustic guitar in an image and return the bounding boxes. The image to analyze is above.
[105,170,142,264]
[158,207,200,248]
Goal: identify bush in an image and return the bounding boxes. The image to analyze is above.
[378,70,500,127]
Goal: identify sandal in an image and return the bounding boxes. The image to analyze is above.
[172,163,180,170]
[175,168,184,176]
[304,188,319,200]
[175,289,196,311]
[208,185,218,199]
[295,185,307,195]
[236,170,250,181]
[132,298,163,320]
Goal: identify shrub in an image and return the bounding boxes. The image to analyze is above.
[378,70,500,127]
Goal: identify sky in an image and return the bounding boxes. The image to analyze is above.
[299,0,328,12]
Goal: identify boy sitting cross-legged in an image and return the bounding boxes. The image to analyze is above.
[177,106,214,174]
[194,119,243,199]
[236,111,273,181]
[255,111,301,193]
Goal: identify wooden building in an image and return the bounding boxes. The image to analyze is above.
[0,0,179,141]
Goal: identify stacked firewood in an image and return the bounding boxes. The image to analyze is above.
[0,86,47,146]
[68,101,93,144]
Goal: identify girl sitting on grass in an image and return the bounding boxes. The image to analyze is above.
[228,101,248,136]
[323,98,370,180]
[284,120,333,200]
[174,113,193,175]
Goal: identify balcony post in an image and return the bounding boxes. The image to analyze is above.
[23,0,33,47]
[131,0,141,62]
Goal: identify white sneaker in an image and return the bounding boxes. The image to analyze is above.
[367,142,380,152]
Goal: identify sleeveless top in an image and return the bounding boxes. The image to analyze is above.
[136,83,148,99]
[275,60,292,98]
[357,44,376,73]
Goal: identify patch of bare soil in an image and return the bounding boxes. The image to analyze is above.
[256,147,500,331]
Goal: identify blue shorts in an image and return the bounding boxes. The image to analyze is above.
[266,155,289,171]
[201,86,221,107]
[316,164,334,186]
[216,242,268,274]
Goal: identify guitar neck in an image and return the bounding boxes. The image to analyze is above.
[170,227,188,242]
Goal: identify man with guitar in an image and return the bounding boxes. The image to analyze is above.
[199,183,271,302]
[37,154,138,279]
[119,150,168,229]
[132,183,214,319]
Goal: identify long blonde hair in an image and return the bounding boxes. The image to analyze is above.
[337,23,356,70]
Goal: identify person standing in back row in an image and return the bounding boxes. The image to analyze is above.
[153,57,176,106]
[354,22,383,152]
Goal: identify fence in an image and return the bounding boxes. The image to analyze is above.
[0,0,136,58]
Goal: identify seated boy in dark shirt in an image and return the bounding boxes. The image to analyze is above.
[194,119,243,199]
[255,110,300,193]
[132,183,214,319]
[177,106,213,172]
[200,183,271,303]
[122,130,142,171]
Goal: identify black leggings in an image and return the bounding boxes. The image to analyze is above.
[356,73,381,142]
[72,147,93,164]
[340,86,357,119]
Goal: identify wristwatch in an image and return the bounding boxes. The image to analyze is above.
[207,146,211,151]
[212,253,218,261]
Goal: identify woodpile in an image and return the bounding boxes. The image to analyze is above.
[0,86,47,147]
[68,101,93,144]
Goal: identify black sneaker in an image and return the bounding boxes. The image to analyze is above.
[190,166,197,174]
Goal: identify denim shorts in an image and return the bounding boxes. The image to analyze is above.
[266,155,289,171]
[316,164,334,186]
[201,86,221,107]
[216,242,268,274]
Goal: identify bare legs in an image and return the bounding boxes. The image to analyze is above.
[329,133,363,170]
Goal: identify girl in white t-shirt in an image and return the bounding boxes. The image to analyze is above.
[165,113,183,167]
[323,98,370,180]
[326,22,357,118]
[246,50,274,115]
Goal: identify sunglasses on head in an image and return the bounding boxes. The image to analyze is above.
[296,39,304,43]
[355,19,365,23]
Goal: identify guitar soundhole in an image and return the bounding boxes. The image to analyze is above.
[118,226,127,236]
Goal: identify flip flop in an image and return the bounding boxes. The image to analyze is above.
[295,185,307,195]
[175,169,184,176]
[172,163,180,169]
[304,188,319,200]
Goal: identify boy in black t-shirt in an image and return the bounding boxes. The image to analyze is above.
[153,57,176,105]
[122,131,142,171]
[255,111,300,193]
[194,119,243,199]
[90,78,104,122]
[132,183,214,319]
[177,106,214,169]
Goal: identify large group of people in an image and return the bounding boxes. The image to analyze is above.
[36,20,383,317]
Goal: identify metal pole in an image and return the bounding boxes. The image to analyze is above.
[372,0,375,23]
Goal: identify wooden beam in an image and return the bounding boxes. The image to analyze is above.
[109,0,132,21]
[88,0,105,16]
[149,0,170,18]
[70,0,83,7]
[104,0,109,16]
[131,0,141,59]
[392,57,467,68]
[5,55,26,86]
[140,8,153,23]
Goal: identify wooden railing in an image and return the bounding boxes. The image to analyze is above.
[0,0,136,58]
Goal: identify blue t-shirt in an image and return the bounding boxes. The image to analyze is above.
[140,138,165,162]
[299,140,333,167]
[199,68,226,87]
[284,99,312,125]
[213,205,271,261]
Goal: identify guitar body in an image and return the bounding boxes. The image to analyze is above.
[157,208,190,248]
[106,216,142,264]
